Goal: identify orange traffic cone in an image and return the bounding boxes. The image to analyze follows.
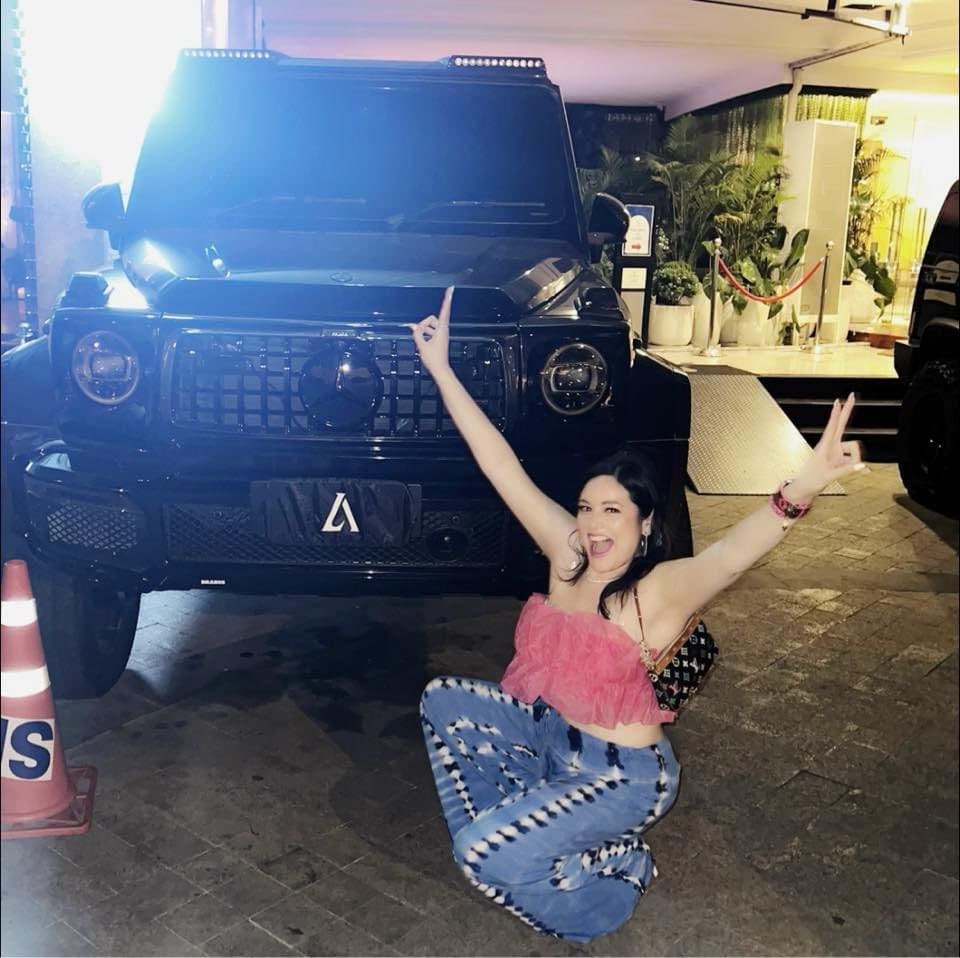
[1,559,96,839]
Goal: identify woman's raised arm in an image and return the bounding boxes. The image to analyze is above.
[410,288,577,567]
[652,394,866,622]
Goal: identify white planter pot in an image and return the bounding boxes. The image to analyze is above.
[848,270,878,325]
[833,282,855,341]
[718,299,738,344]
[736,300,771,346]
[691,289,721,349]
[766,308,782,346]
[817,311,851,345]
[648,302,694,347]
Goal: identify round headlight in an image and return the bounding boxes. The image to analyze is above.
[71,330,140,405]
[540,343,608,415]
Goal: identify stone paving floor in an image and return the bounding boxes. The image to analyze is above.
[2,463,958,957]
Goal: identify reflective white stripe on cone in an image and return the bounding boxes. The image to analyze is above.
[1,599,38,627]
[2,666,51,699]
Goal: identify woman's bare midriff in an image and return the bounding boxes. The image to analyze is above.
[569,717,665,749]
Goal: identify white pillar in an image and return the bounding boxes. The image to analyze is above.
[779,119,857,318]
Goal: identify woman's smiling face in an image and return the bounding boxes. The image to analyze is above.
[576,474,651,577]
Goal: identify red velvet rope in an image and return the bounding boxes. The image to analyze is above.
[717,256,823,304]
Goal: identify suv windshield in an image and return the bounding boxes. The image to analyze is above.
[125,70,582,243]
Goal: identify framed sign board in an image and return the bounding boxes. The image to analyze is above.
[622,204,655,257]
[613,195,661,346]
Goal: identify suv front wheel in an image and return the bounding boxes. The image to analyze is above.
[30,563,141,699]
[897,359,959,514]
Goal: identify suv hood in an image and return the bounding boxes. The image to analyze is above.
[120,230,587,321]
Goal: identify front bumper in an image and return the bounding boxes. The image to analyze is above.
[19,446,537,595]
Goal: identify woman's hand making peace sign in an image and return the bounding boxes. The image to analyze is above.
[788,393,866,503]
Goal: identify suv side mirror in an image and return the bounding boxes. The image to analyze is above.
[587,193,630,263]
[82,183,125,247]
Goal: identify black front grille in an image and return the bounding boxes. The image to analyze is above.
[169,331,507,438]
[166,504,506,567]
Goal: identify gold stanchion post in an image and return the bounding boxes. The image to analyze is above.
[806,240,834,356]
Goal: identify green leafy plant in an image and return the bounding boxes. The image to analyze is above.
[641,116,737,267]
[847,139,899,258]
[652,260,699,306]
[844,139,904,315]
[712,148,788,268]
[728,227,810,318]
[701,270,733,304]
[577,145,647,221]
[640,114,792,275]
[847,249,897,317]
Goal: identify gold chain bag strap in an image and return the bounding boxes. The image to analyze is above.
[632,586,718,713]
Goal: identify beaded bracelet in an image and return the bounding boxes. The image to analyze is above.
[770,481,812,529]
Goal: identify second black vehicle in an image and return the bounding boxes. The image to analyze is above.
[895,180,959,514]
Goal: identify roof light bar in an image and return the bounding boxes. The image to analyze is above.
[180,48,275,60]
[449,55,545,72]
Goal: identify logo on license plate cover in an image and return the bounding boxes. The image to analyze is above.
[321,492,360,534]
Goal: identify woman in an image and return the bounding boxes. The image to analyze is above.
[411,287,864,942]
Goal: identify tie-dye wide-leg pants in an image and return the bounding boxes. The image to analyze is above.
[419,676,681,942]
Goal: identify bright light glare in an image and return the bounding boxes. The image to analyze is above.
[20,0,200,192]
[140,240,175,274]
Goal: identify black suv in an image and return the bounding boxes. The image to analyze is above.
[1,50,692,698]
[895,180,959,513]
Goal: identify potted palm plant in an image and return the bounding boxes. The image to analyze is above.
[642,116,735,267]
[649,260,699,346]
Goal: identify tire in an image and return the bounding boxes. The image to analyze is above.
[2,462,141,698]
[897,359,959,515]
[27,562,140,699]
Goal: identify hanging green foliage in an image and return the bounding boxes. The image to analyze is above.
[684,89,870,163]
[795,93,867,128]
[689,95,786,160]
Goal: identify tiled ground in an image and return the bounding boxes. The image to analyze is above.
[2,464,958,957]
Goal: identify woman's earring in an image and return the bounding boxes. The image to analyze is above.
[638,534,648,558]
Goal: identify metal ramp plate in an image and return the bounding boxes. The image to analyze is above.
[685,366,843,495]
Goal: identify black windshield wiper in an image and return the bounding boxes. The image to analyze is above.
[388,200,549,230]
[214,196,369,226]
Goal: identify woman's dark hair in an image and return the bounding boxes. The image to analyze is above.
[563,449,670,619]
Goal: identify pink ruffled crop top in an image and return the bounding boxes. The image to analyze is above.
[500,593,677,727]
